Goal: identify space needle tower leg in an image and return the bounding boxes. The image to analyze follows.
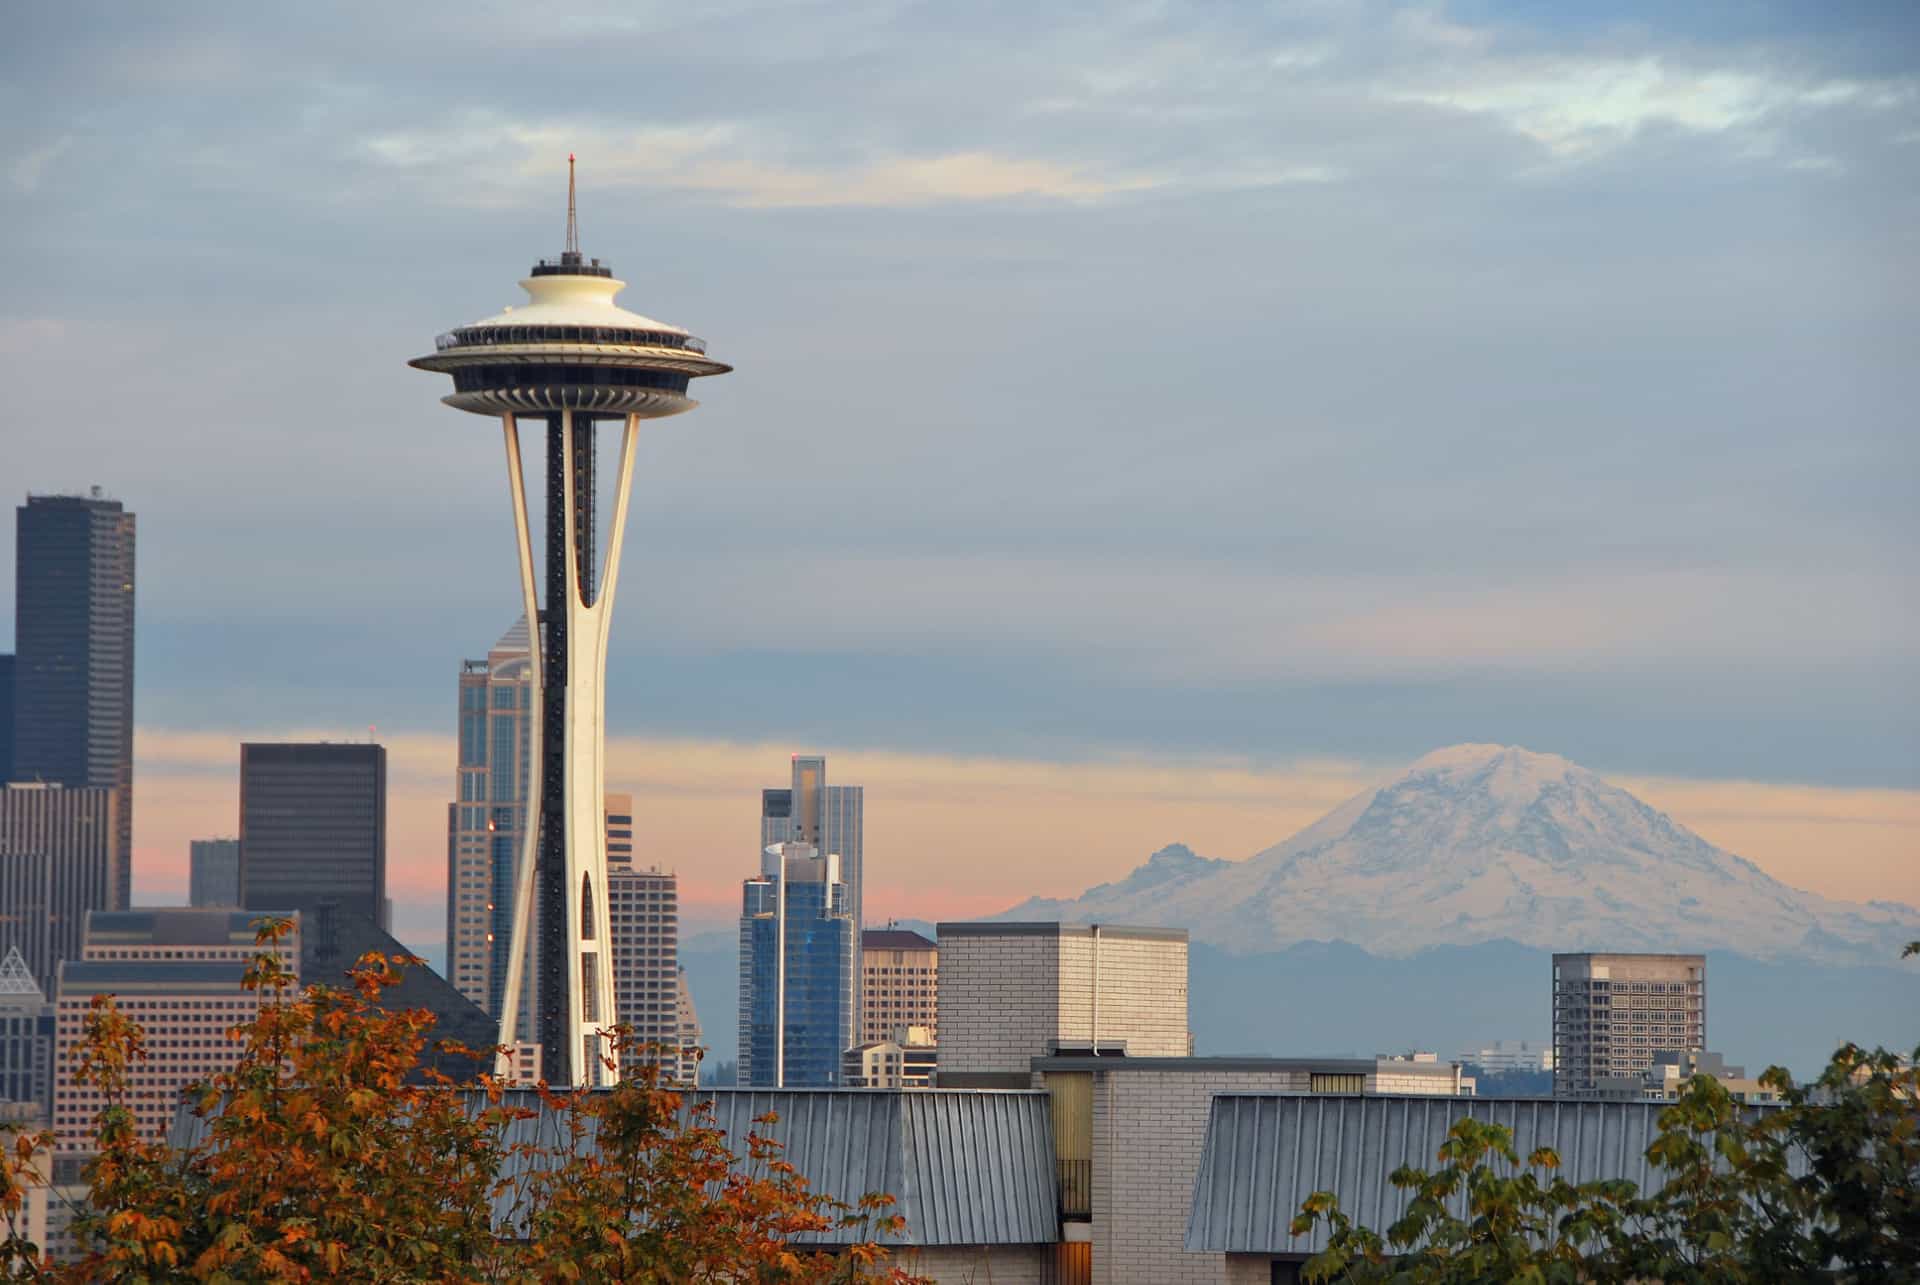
[495,414,545,1080]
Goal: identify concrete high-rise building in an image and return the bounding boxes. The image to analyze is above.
[1552,952,1705,1099]
[860,927,937,1047]
[936,922,1192,1088]
[11,490,135,906]
[0,946,52,1117]
[52,909,300,1153]
[446,619,534,1015]
[738,842,853,1087]
[0,783,125,993]
[605,799,687,1083]
[239,743,387,929]
[188,838,241,907]
[761,755,864,1022]
[410,160,731,1086]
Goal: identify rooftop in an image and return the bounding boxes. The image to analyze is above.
[171,1088,1058,1247]
[939,920,1188,943]
[1187,1093,1788,1256]
[862,928,937,952]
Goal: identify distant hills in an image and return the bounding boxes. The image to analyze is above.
[1000,744,1920,966]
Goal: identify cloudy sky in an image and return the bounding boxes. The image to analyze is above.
[5,1,1916,950]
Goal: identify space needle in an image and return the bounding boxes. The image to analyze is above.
[411,159,731,1085]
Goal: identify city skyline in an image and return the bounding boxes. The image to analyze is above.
[4,5,1916,960]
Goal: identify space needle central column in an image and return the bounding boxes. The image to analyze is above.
[411,160,731,1085]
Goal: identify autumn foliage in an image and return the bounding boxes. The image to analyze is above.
[0,919,927,1283]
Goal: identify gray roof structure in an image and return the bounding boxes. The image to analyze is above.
[172,1088,1058,1248]
[59,959,251,989]
[298,904,496,1083]
[861,928,937,952]
[1186,1093,1781,1256]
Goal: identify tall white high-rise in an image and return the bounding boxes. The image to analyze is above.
[604,790,691,1083]
[412,160,731,1085]
[760,755,864,1021]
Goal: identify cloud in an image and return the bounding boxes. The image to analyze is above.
[628,553,1917,682]
[1382,54,1917,165]
[9,136,71,192]
[360,117,1160,209]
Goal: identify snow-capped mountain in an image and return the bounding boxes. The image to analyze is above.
[1002,744,1920,966]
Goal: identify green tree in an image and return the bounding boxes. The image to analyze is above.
[1293,1042,1919,1283]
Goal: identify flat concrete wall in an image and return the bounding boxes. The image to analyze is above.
[898,1243,1050,1284]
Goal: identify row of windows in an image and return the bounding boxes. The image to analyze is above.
[450,365,693,395]
[436,324,707,355]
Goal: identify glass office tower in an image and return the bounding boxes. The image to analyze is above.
[737,843,852,1087]
[447,619,534,1016]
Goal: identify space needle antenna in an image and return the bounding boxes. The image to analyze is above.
[565,154,579,259]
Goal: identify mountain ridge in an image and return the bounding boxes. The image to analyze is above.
[999,744,1919,966]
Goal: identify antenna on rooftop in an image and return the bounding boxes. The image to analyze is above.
[565,154,579,258]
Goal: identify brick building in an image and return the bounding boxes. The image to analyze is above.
[936,922,1190,1088]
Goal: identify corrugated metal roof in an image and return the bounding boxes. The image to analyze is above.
[172,1088,1057,1247]
[1186,1094,1774,1255]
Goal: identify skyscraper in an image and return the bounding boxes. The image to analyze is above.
[0,655,14,785]
[737,842,853,1087]
[606,827,686,1083]
[1552,952,1706,1098]
[760,755,864,1021]
[239,743,387,929]
[446,620,533,1015]
[11,490,135,906]
[410,160,731,1086]
[0,783,125,992]
[188,838,241,907]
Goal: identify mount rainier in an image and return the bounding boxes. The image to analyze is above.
[1003,744,1919,967]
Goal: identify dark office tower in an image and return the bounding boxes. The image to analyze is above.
[0,655,13,784]
[239,743,387,929]
[0,783,125,993]
[12,491,135,907]
[188,838,241,906]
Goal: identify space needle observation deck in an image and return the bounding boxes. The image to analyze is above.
[409,159,731,1086]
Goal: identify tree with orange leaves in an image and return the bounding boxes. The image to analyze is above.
[14,919,924,1284]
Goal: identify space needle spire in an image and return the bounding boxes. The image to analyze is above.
[565,153,579,259]
[411,160,732,1086]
